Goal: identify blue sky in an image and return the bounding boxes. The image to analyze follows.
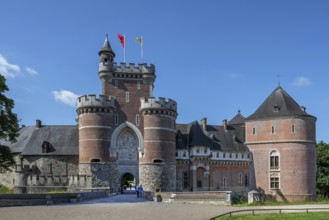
[0,0,328,142]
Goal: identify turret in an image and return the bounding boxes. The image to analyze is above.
[98,35,115,93]
[139,97,178,192]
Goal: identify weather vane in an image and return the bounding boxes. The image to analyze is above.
[276,74,281,86]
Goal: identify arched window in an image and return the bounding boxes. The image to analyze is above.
[136,114,140,126]
[223,177,227,189]
[270,150,280,170]
[244,175,249,187]
[90,158,100,163]
[125,92,129,102]
[115,114,119,125]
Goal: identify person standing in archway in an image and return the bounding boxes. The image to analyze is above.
[136,185,140,198]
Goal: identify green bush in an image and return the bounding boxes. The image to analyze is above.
[0,184,13,194]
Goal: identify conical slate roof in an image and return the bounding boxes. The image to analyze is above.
[228,111,245,125]
[247,86,315,120]
[99,35,115,57]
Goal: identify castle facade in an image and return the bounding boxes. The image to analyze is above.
[0,37,317,202]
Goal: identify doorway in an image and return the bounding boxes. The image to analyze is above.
[121,173,135,194]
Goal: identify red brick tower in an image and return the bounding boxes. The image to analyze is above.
[77,95,115,187]
[246,86,317,202]
[97,36,156,190]
[139,97,178,192]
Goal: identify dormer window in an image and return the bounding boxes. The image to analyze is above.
[273,105,280,112]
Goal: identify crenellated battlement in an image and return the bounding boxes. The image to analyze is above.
[140,97,177,116]
[113,62,155,74]
[77,94,115,111]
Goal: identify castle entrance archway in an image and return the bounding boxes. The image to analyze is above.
[120,172,136,194]
[111,122,142,193]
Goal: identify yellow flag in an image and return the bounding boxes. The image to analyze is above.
[135,37,143,43]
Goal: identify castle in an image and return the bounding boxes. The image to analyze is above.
[0,37,317,202]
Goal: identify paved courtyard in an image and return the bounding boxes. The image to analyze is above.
[1,194,329,220]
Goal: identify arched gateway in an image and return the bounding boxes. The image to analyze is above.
[111,122,143,190]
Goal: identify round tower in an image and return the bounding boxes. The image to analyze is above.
[245,86,317,202]
[139,97,178,192]
[77,94,115,187]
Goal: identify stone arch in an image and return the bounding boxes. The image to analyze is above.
[110,121,144,155]
[120,172,137,193]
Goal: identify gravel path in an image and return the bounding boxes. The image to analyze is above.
[1,194,329,220]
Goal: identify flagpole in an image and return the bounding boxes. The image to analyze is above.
[124,34,126,63]
[141,35,144,63]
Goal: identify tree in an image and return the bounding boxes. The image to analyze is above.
[316,141,329,198]
[0,74,18,172]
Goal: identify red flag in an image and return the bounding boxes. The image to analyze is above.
[118,34,125,47]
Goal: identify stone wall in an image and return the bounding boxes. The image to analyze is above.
[139,163,176,192]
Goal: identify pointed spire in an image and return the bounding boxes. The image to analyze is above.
[99,34,115,57]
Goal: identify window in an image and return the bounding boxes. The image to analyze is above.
[126,92,129,102]
[104,58,108,65]
[235,153,238,159]
[90,158,100,163]
[239,173,243,183]
[183,152,186,157]
[216,152,219,158]
[270,177,279,189]
[291,124,295,133]
[229,153,232,158]
[245,175,249,187]
[137,81,141,90]
[196,148,200,153]
[175,152,178,157]
[270,150,280,170]
[271,126,275,134]
[136,114,140,126]
[183,172,188,188]
[204,148,207,153]
[242,154,244,159]
[115,114,118,125]
[252,127,256,135]
[197,181,202,188]
[223,177,227,189]
[223,153,226,158]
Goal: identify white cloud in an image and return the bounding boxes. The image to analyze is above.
[52,90,80,107]
[292,76,311,87]
[25,67,38,76]
[0,54,21,78]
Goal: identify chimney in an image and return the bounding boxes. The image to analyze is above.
[36,120,42,128]
[222,119,228,131]
[201,118,207,131]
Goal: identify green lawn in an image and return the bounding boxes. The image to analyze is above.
[216,212,329,220]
